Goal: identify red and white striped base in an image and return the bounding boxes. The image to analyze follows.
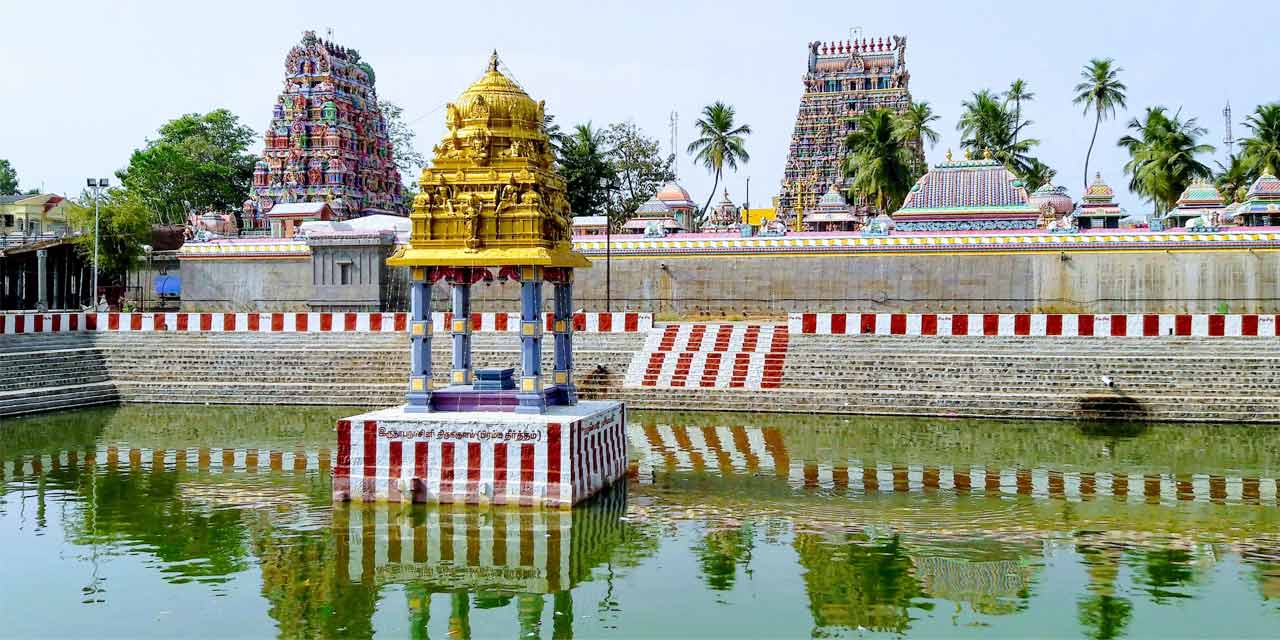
[333,401,626,508]
[790,312,1280,337]
[624,323,789,389]
[0,311,651,335]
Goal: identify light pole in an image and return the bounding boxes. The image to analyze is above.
[86,178,108,309]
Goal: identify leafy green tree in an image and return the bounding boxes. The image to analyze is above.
[1004,79,1035,147]
[559,122,616,216]
[1215,152,1254,203]
[0,158,18,195]
[116,109,257,225]
[1241,103,1280,175]
[67,189,153,285]
[844,108,916,213]
[687,101,752,226]
[1074,58,1129,190]
[1021,158,1058,193]
[379,101,424,195]
[895,101,939,174]
[956,89,1039,176]
[603,121,675,223]
[1118,106,1214,218]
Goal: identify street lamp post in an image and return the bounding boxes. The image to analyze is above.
[86,178,108,309]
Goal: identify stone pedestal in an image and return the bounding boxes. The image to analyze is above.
[334,400,625,508]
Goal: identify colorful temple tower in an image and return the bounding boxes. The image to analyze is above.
[245,31,405,228]
[893,151,1039,231]
[1239,172,1280,226]
[779,35,916,227]
[1163,180,1225,229]
[1073,173,1125,229]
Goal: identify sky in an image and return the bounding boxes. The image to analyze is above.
[3,0,1278,216]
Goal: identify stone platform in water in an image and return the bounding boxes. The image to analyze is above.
[333,400,625,508]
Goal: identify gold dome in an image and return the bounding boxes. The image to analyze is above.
[446,51,544,140]
[387,52,587,269]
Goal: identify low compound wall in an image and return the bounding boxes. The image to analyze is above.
[0,311,652,335]
[789,312,1280,337]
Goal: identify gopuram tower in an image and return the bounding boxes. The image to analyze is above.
[779,36,917,229]
[244,31,405,227]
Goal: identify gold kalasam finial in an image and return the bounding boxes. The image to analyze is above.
[964,149,972,160]
[488,50,499,72]
[945,149,953,162]
[983,147,993,160]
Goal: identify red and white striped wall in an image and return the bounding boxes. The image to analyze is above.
[0,446,331,476]
[623,324,789,389]
[789,312,1280,337]
[626,423,1280,505]
[0,311,651,335]
[332,401,626,508]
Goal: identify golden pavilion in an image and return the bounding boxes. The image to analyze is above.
[387,52,589,413]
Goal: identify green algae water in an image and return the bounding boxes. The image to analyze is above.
[2,406,1279,638]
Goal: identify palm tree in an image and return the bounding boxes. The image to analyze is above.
[686,101,752,226]
[956,90,1038,176]
[542,113,567,161]
[844,108,916,213]
[1118,107,1214,219]
[1021,158,1057,193]
[1003,79,1035,147]
[1074,58,1128,190]
[1215,152,1253,203]
[895,101,940,175]
[560,122,616,216]
[1241,103,1280,175]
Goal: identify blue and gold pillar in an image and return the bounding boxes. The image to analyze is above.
[516,265,545,414]
[552,269,577,405]
[405,267,433,412]
[449,268,473,387]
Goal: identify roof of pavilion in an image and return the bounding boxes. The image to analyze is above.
[895,156,1038,220]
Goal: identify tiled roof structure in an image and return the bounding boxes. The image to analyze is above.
[655,182,696,208]
[894,156,1039,231]
[1240,173,1280,216]
[1165,180,1225,224]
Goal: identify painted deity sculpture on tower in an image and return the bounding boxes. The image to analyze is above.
[387,51,590,415]
[245,31,405,228]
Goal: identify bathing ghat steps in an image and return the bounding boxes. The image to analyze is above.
[3,327,1280,422]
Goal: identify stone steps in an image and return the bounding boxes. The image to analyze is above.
[0,382,120,417]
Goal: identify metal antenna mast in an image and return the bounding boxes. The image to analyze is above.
[669,110,679,179]
[1223,101,1235,159]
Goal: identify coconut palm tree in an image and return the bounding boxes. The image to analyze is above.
[1215,152,1254,203]
[560,122,616,216]
[843,108,916,213]
[686,101,752,225]
[895,101,940,175]
[1003,79,1035,147]
[1073,58,1128,190]
[1118,107,1214,219]
[1241,103,1280,176]
[956,90,1038,176]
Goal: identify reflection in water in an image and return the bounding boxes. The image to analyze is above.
[2,405,1280,637]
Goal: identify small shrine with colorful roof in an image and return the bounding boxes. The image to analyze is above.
[1240,172,1280,226]
[623,182,696,235]
[704,189,741,232]
[893,150,1039,231]
[1072,172,1125,229]
[806,184,861,232]
[1163,180,1225,229]
[245,31,405,228]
